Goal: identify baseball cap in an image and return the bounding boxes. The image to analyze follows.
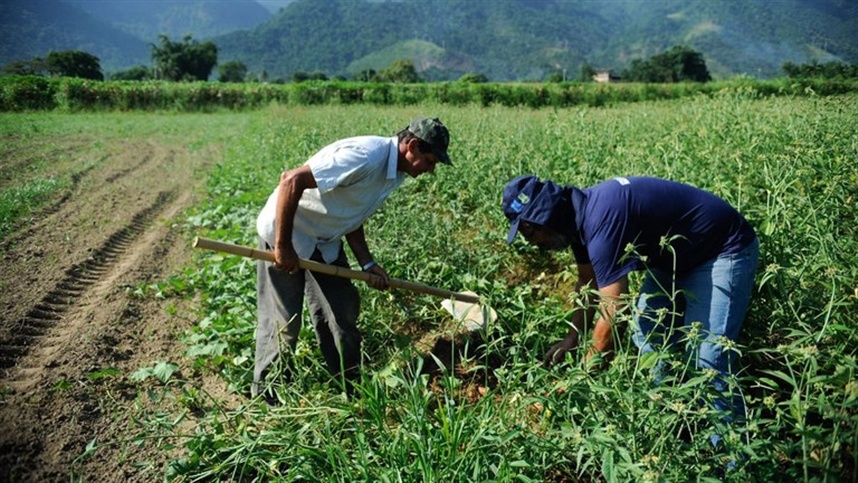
[407,117,452,165]
[502,175,568,244]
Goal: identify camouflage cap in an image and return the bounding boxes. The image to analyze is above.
[407,117,452,165]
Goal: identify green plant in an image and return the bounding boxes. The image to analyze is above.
[0,177,67,239]
[119,96,857,481]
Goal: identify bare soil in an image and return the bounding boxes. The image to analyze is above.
[0,132,235,482]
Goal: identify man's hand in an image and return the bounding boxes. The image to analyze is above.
[364,264,390,290]
[274,243,300,274]
[544,333,579,367]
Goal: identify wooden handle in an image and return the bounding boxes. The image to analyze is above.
[193,237,480,303]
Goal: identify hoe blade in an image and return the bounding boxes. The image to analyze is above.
[441,291,498,332]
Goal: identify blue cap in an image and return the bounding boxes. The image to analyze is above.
[502,175,570,244]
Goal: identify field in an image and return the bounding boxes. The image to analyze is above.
[0,91,856,482]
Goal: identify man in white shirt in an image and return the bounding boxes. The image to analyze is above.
[254,117,452,401]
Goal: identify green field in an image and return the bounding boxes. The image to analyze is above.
[11,91,857,481]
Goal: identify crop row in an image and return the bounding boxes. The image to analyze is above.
[155,96,858,481]
[2,75,857,112]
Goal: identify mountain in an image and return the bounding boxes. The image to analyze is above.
[0,0,150,71]
[216,0,610,81]
[1,0,855,79]
[66,0,272,43]
[0,0,272,72]
[585,0,858,78]
[215,0,857,81]
[257,0,297,14]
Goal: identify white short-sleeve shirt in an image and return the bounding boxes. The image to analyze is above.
[256,135,404,263]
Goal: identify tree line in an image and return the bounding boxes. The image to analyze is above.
[2,37,855,84]
[0,36,224,82]
[782,60,858,79]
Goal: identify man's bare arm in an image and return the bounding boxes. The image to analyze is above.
[585,275,629,363]
[544,264,598,366]
[273,165,317,272]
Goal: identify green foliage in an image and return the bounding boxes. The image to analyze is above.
[217,61,248,83]
[45,50,104,81]
[68,0,271,43]
[0,0,151,73]
[0,176,67,239]
[545,72,565,83]
[353,69,376,82]
[87,367,121,381]
[109,65,151,81]
[292,70,328,83]
[3,76,857,113]
[783,61,858,79]
[0,76,57,111]
[151,35,218,82]
[579,64,598,83]
[347,38,434,71]
[3,0,857,81]
[131,361,180,384]
[373,60,422,83]
[458,73,488,84]
[1,59,48,77]
[622,45,711,83]
[112,96,858,481]
[214,0,857,81]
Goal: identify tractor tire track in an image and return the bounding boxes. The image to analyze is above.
[0,191,175,377]
[2,140,158,253]
[0,114,234,483]
[0,162,98,253]
[0,139,93,191]
[104,145,161,183]
[0,141,172,331]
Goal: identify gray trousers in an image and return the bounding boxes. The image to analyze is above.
[253,237,361,396]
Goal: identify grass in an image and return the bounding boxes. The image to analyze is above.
[0,177,68,239]
[22,93,857,481]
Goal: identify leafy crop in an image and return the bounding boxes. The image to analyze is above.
[2,76,858,113]
[129,95,856,481]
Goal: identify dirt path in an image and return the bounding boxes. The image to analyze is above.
[0,133,224,482]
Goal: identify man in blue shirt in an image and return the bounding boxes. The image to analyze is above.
[502,175,759,420]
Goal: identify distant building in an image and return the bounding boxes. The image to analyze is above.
[593,70,621,83]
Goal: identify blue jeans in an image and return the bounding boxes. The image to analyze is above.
[632,238,759,419]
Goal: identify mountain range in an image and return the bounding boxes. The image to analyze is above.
[1,0,855,80]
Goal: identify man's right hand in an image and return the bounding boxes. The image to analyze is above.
[544,334,579,367]
[274,243,300,274]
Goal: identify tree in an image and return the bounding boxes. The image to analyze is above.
[1,59,48,77]
[45,51,103,80]
[373,60,421,83]
[110,66,152,81]
[670,46,711,82]
[545,71,564,83]
[353,69,376,82]
[782,60,858,79]
[151,35,218,82]
[579,64,597,82]
[218,61,247,83]
[292,71,328,83]
[781,61,802,78]
[458,72,488,83]
[622,46,711,83]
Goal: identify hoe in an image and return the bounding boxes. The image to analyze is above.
[192,237,497,332]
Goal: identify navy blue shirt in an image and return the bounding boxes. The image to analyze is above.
[572,177,757,288]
